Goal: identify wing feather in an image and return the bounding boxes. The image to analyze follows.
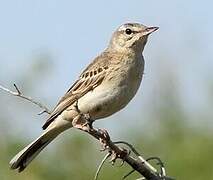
[42,51,115,129]
[42,70,106,129]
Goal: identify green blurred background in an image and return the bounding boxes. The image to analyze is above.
[0,0,213,179]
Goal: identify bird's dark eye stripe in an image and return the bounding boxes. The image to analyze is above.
[122,29,137,34]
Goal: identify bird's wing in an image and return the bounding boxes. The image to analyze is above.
[42,53,111,130]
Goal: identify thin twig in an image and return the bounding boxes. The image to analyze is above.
[76,122,163,180]
[114,141,158,174]
[114,141,141,156]
[146,157,166,177]
[37,110,50,115]
[0,84,51,114]
[83,127,174,179]
[94,153,111,180]
[122,169,135,179]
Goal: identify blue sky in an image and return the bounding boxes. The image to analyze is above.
[0,0,213,138]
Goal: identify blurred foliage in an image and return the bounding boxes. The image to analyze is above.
[0,55,213,180]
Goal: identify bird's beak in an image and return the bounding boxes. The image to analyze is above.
[141,26,159,36]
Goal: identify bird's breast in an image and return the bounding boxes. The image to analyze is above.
[78,54,144,120]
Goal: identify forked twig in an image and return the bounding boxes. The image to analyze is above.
[114,141,174,180]
[74,120,169,180]
[114,141,158,173]
[146,157,165,177]
[0,83,51,114]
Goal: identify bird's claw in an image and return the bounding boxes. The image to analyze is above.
[98,128,110,141]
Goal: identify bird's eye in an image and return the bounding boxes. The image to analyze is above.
[125,28,132,35]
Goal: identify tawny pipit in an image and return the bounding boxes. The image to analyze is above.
[10,23,158,172]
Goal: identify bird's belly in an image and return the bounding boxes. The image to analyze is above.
[77,75,142,120]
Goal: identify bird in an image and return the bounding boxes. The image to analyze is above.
[9,22,158,172]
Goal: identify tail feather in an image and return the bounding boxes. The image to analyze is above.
[10,116,72,172]
[10,131,56,172]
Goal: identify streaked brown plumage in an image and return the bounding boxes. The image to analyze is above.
[10,22,158,172]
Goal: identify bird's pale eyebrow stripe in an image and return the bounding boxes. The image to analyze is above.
[124,23,134,26]
[119,23,134,29]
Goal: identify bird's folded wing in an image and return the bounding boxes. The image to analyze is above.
[42,68,107,129]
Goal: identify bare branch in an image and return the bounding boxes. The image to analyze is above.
[0,84,51,114]
[73,117,174,180]
[1,82,174,180]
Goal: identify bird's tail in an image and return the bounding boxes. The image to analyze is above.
[10,118,72,172]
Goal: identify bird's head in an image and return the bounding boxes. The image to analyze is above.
[109,23,158,52]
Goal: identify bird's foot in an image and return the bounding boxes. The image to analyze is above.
[97,128,111,151]
[82,113,94,129]
[72,101,94,131]
[72,112,94,132]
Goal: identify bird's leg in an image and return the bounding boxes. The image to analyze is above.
[73,100,111,151]
[73,99,81,113]
[72,103,122,165]
[72,114,89,131]
[82,113,94,129]
[72,100,94,131]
